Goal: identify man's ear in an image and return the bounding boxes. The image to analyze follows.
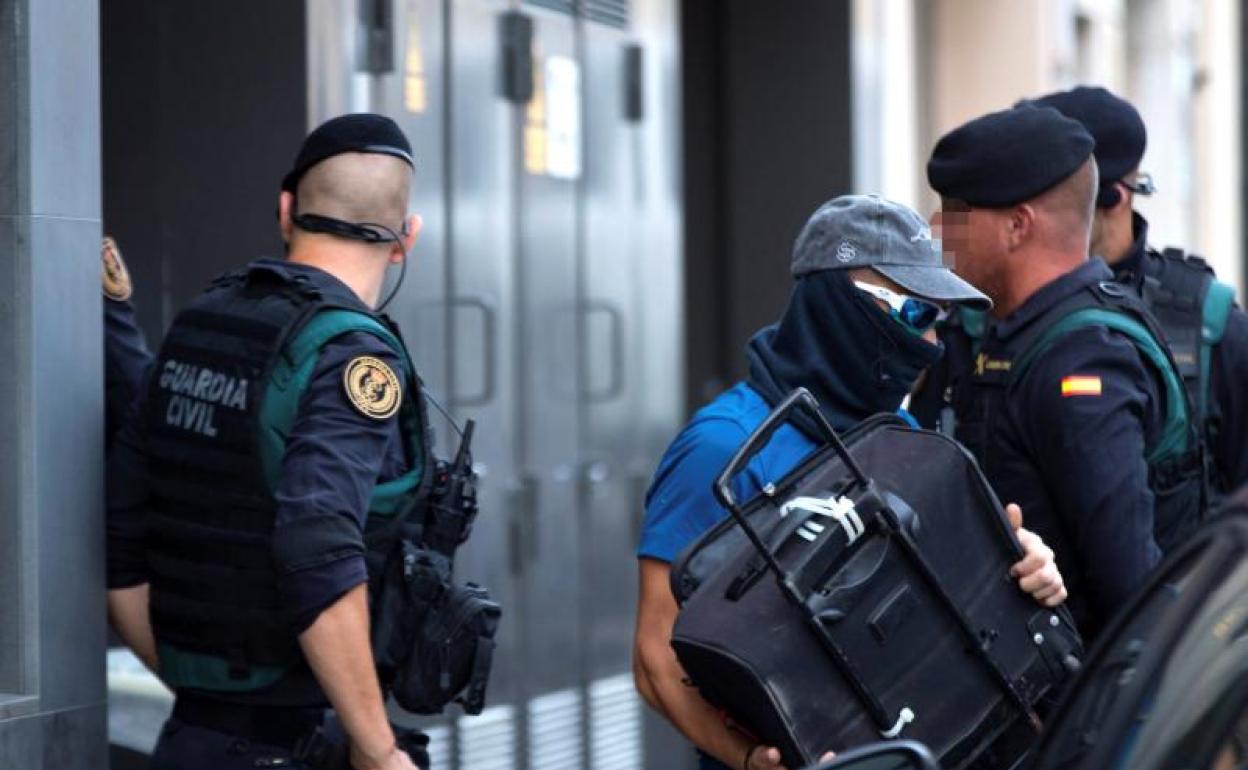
[1111,182,1134,214]
[393,213,423,263]
[278,191,296,244]
[1005,204,1035,251]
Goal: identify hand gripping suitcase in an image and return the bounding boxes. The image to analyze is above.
[669,389,1082,769]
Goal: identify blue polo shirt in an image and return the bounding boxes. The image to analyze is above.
[639,382,818,564]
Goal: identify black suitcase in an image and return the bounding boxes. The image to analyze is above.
[669,389,1082,769]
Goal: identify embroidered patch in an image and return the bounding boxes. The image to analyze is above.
[343,356,401,419]
[101,236,133,301]
[1061,375,1102,397]
[975,352,1012,376]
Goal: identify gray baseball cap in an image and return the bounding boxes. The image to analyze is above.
[790,194,991,310]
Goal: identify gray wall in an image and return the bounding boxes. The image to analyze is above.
[0,0,108,767]
[681,0,854,411]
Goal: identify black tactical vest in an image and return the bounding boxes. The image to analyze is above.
[955,280,1204,557]
[1131,247,1235,498]
[144,262,430,697]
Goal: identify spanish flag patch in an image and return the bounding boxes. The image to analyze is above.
[1061,375,1102,397]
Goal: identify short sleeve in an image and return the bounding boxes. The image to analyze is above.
[638,418,754,563]
[272,330,410,630]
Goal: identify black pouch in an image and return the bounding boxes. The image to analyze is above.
[372,539,451,682]
[392,581,501,715]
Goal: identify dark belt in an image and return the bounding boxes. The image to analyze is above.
[172,694,324,748]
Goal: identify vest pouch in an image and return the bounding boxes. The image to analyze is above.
[392,581,501,716]
[372,540,451,682]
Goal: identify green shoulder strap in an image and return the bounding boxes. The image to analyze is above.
[1199,281,1236,421]
[258,308,425,516]
[1011,308,1191,466]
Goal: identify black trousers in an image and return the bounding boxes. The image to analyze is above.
[149,717,309,770]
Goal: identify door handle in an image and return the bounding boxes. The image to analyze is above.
[448,296,498,407]
[581,299,625,403]
[507,475,539,576]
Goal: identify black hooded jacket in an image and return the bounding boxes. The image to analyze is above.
[746,269,944,437]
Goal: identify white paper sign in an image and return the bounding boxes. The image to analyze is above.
[544,56,582,180]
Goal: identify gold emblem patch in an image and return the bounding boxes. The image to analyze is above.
[343,356,402,420]
[101,236,133,301]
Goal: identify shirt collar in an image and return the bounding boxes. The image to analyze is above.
[994,258,1114,340]
[250,257,373,313]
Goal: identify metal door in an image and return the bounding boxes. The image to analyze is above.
[445,1,524,769]
[512,6,586,769]
[576,12,646,770]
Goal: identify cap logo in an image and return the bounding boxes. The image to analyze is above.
[910,228,932,242]
[836,241,858,263]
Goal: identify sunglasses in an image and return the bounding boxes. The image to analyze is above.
[1120,172,1156,196]
[853,281,948,334]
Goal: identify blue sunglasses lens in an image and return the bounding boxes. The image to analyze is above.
[898,299,940,331]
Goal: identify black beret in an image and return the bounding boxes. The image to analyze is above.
[927,105,1095,208]
[1027,86,1146,207]
[282,113,414,193]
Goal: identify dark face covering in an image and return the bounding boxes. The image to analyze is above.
[746,269,944,438]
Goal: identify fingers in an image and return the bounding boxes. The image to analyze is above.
[1016,556,1066,606]
[1017,561,1060,594]
[1039,578,1068,607]
[1010,525,1065,605]
[748,746,786,770]
[1010,527,1053,577]
[1005,502,1023,531]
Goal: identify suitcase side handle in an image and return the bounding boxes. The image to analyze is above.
[713,388,869,513]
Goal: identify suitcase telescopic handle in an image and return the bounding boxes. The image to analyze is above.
[713,388,869,513]
[710,389,907,736]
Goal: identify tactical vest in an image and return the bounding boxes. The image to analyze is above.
[908,306,986,437]
[956,280,1204,555]
[1135,247,1235,496]
[144,263,430,695]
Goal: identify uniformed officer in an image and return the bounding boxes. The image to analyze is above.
[925,106,1203,639]
[1027,85,1248,502]
[102,235,160,670]
[107,113,431,770]
[102,235,153,452]
[633,195,1068,770]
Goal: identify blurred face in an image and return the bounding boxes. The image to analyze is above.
[931,200,1007,303]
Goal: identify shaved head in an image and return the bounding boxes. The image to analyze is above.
[295,151,411,230]
[1031,157,1098,253]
